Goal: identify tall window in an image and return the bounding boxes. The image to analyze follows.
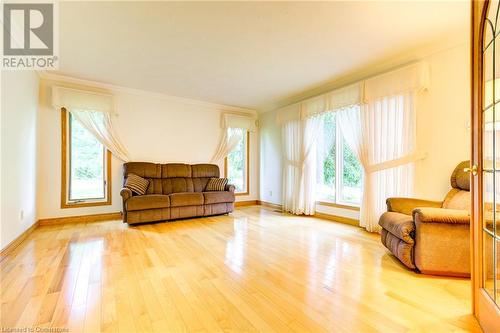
[316,111,362,206]
[61,108,111,208]
[225,129,249,195]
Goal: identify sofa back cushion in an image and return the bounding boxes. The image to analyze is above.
[123,162,160,194]
[161,178,194,194]
[160,163,193,194]
[192,164,220,192]
[123,162,220,195]
[124,162,161,178]
[161,164,192,178]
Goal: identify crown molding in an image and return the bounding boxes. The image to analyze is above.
[38,71,258,115]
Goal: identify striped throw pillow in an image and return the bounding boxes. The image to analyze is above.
[205,177,228,191]
[125,173,150,195]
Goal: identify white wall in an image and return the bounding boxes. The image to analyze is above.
[1,71,39,249]
[37,78,259,219]
[259,42,470,217]
[414,43,470,200]
[259,109,282,205]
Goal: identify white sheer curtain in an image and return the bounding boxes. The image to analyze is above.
[282,115,322,215]
[52,86,130,162]
[276,62,429,224]
[337,92,421,232]
[211,127,244,162]
[211,113,256,163]
[278,84,363,216]
[70,109,130,162]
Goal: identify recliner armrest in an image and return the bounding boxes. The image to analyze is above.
[225,184,236,193]
[413,207,470,225]
[386,197,442,215]
[120,187,133,201]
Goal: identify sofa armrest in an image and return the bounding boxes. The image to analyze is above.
[120,187,133,202]
[413,207,470,225]
[386,197,442,215]
[225,184,236,193]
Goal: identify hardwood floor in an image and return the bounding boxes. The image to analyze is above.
[1,206,481,332]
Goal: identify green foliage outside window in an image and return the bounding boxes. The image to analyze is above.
[322,112,336,186]
[317,111,363,204]
[227,130,246,192]
[71,115,103,180]
[342,140,362,187]
[69,114,105,200]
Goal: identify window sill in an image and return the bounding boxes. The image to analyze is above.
[315,201,360,211]
[235,191,249,196]
[61,200,112,209]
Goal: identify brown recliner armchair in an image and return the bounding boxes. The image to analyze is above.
[378,161,471,277]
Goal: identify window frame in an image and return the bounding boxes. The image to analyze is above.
[224,130,250,196]
[60,107,112,208]
[316,112,361,210]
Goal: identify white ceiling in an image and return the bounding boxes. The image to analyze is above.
[56,1,469,111]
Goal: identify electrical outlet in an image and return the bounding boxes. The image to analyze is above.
[268,190,272,197]
[20,210,24,221]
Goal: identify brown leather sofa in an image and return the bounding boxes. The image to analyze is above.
[120,162,235,224]
[378,161,471,277]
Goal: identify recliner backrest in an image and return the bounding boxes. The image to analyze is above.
[442,160,471,211]
[450,160,470,191]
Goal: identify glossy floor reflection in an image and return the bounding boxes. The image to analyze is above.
[1,206,480,332]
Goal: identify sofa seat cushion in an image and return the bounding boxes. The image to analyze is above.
[126,195,170,211]
[203,191,235,205]
[379,212,415,244]
[169,192,204,207]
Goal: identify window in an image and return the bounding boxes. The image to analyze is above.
[61,108,111,208]
[316,111,362,206]
[225,129,249,195]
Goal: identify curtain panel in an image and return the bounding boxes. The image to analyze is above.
[211,113,256,162]
[277,83,364,216]
[278,61,429,227]
[70,110,130,162]
[282,116,322,215]
[211,128,244,163]
[52,86,130,162]
[338,93,423,232]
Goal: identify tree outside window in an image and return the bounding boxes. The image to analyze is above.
[316,111,362,206]
[226,129,248,194]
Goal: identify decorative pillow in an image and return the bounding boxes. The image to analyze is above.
[125,173,149,195]
[205,177,228,191]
